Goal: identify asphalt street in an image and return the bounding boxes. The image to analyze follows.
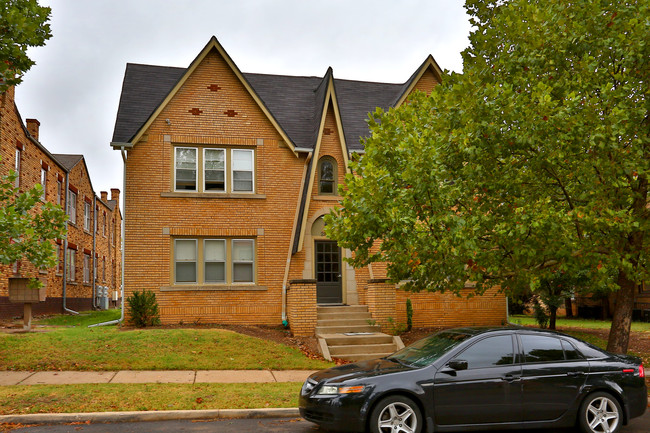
[9,411,650,433]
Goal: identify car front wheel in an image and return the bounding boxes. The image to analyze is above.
[578,391,622,433]
[369,395,423,433]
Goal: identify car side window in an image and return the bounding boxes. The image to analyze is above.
[521,335,565,363]
[561,339,583,360]
[456,335,514,369]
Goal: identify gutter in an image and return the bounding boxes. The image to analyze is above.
[281,152,313,326]
[62,172,79,315]
[89,146,127,328]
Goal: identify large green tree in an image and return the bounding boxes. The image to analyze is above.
[0,171,67,283]
[0,0,51,91]
[326,0,649,353]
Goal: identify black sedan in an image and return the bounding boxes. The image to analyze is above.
[300,327,647,433]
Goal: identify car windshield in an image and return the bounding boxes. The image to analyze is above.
[387,330,473,368]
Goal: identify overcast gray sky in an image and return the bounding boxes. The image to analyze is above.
[15,0,472,194]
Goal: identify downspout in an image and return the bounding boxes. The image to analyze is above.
[281,152,312,326]
[90,147,127,327]
[92,195,97,309]
[62,172,79,315]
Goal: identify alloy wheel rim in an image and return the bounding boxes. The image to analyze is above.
[586,396,619,433]
[377,402,417,433]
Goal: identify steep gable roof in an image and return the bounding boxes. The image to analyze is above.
[111,37,436,153]
[53,154,84,171]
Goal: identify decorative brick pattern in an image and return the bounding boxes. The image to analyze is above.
[207,84,222,92]
[188,108,203,116]
[224,109,238,117]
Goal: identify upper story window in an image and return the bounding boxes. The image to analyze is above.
[174,146,255,193]
[318,156,337,195]
[84,201,92,232]
[67,189,77,224]
[57,180,62,206]
[14,147,21,188]
[40,167,47,201]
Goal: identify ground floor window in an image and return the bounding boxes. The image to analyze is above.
[173,238,255,285]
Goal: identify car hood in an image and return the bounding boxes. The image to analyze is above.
[309,358,416,384]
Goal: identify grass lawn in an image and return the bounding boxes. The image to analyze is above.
[0,311,334,371]
[509,315,650,332]
[0,382,300,414]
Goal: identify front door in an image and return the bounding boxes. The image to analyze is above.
[315,240,342,304]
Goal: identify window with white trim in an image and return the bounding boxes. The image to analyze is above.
[173,146,255,193]
[14,148,21,188]
[83,253,91,284]
[84,202,92,232]
[173,238,255,285]
[204,148,225,192]
[66,248,76,282]
[175,147,197,191]
[67,190,77,224]
[40,167,47,201]
[232,149,254,192]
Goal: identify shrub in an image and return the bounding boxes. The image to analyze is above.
[127,290,161,327]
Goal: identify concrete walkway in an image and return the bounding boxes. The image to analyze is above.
[0,370,316,386]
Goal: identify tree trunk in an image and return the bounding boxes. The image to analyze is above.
[606,270,636,354]
[548,306,557,330]
[564,298,573,318]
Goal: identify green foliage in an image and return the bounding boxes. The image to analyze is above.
[405,298,413,331]
[385,317,407,336]
[0,0,51,90]
[126,290,161,328]
[0,169,67,285]
[326,0,649,352]
[532,298,550,329]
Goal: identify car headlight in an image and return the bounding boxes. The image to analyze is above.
[317,385,365,395]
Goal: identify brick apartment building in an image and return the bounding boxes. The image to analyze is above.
[110,37,507,335]
[0,85,122,318]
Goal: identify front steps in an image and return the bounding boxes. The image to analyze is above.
[316,305,404,362]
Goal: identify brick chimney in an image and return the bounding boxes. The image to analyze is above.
[110,188,120,203]
[26,118,40,141]
[100,191,108,202]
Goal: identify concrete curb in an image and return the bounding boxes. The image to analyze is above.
[0,407,300,425]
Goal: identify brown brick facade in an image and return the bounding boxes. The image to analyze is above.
[116,40,508,333]
[0,86,122,319]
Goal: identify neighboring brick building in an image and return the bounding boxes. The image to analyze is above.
[110,37,506,334]
[0,85,122,318]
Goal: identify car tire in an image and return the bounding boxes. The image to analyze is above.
[578,391,622,433]
[369,395,423,433]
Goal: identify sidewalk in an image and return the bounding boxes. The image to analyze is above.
[0,369,316,386]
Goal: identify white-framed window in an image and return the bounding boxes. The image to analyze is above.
[232,149,254,192]
[173,238,255,285]
[67,189,77,224]
[102,257,106,282]
[84,202,92,232]
[40,167,47,201]
[173,146,255,194]
[232,239,254,283]
[83,254,91,284]
[103,212,107,236]
[14,148,21,188]
[66,248,76,282]
[174,147,197,191]
[204,239,226,283]
[204,148,226,192]
[174,239,198,283]
[57,180,62,205]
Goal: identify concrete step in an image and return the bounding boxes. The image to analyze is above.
[316,318,374,328]
[317,305,369,314]
[318,333,395,346]
[329,343,398,356]
[317,311,372,321]
[315,324,381,335]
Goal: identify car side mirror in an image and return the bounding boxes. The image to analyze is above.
[448,359,468,371]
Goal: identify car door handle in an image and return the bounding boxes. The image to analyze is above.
[567,371,585,377]
[503,374,521,382]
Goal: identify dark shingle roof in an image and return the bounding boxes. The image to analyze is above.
[111,62,407,151]
[53,154,84,171]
